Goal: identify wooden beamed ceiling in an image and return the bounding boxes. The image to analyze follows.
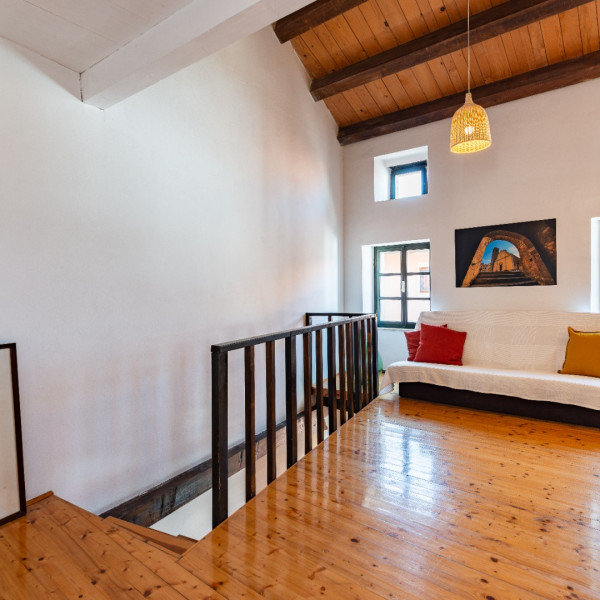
[274,0,600,144]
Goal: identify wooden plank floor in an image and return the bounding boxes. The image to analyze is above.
[2,395,600,599]
[181,395,600,599]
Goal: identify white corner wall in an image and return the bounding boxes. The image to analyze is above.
[343,80,600,367]
[0,28,343,512]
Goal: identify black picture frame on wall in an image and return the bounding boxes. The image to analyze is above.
[0,343,26,526]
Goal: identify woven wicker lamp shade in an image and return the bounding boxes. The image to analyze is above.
[450,92,491,153]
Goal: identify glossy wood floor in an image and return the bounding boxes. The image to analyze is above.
[181,396,600,599]
[2,395,600,599]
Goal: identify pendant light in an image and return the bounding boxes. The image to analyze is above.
[450,0,491,153]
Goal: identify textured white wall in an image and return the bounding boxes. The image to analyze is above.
[0,28,343,512]
[343,79,600,368]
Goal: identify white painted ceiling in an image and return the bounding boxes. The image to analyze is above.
[0,0,195,73]
[0,0,314,108]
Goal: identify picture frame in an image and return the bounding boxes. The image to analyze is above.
[0,343,26,526]
[455,218,557,288]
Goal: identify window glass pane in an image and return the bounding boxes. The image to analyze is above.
[406,274,430,298]
[379,251,401,274]
[393,171,422,199]
[406,248,429,272]
[379,275,401,297]
[380,300,402,322]
[407,299,431,324]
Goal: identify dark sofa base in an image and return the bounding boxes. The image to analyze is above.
[397,382,600,429]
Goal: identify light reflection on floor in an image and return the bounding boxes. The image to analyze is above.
[152,420,327,540]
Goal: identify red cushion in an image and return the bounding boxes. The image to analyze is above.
[405,324,447,361]
[413,323,467,365]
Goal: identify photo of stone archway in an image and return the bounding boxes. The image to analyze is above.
[455,219,557,287]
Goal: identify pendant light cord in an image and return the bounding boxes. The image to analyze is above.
[467,0,471,94]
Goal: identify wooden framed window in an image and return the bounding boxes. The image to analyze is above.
[374,242,431,328]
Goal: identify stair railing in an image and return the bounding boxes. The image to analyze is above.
[211,312,378,528]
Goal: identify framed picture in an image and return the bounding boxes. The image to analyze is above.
[0,343,26,526]
[455,219,557,288]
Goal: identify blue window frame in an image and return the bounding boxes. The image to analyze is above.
[390,160,428,200]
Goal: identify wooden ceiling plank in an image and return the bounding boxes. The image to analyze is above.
[313,22,353,68]
[471,0,494,13]
[578,2,599,52]
[373,0,415,44]
[310,0,591,101]
[540,15,567,63]
[395,69,429,104]
[527,22,551,64]
[427,0,454,28]
[596,0,600,46]
[411,63,445,100]
[352,85,387,114]
[454,46,486,86]
[324,14,369,62]
[509,26,540,70]
[342,86,384,119]
[274,0,369,43]
[484,37,514,79]
[427,57,460,94]
[338,48,600,144]
[470,42,496,84]
[290,36,328,77]
[440,0,463,23]
[449,49,469,87]
[357,1,401,49]
[500,31,531,75]
[365,79,402,112]
[299,30,340,73]
[381,73,414,108]
[399,0,432,37]
[324,94,362,126]
[414,0,444,31]
[343,5,385,55]
[441,54,465,91]
[559,8,584,59]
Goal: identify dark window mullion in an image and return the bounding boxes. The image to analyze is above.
[400,249,407,327]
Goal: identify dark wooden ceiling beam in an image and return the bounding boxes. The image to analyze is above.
[312,0,592,101]
[274,0,368,44]
[337,50,600,145]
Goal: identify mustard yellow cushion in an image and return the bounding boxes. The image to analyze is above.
[559,327,600,378]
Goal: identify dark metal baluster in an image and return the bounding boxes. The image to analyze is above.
[303,331,312,455]
[211,350,228,528]
[285,335,298,469]
[352,320,361,413]
[361,319,368,407]
[327,325,338,434]
[244,346,255,502]
[316,329,324,443]
[345,322,354,419]
[265,340,276,484]
[338,324,346,425]
[366,318,373,403]
[371,316,379,400]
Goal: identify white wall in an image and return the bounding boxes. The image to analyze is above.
[0,28,343,512]
[343,80,600,367]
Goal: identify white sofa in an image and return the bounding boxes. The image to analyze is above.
[380,310,600,424]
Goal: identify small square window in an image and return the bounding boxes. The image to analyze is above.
[390,161,427,200]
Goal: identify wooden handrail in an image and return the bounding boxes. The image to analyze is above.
[211,312,378,528]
